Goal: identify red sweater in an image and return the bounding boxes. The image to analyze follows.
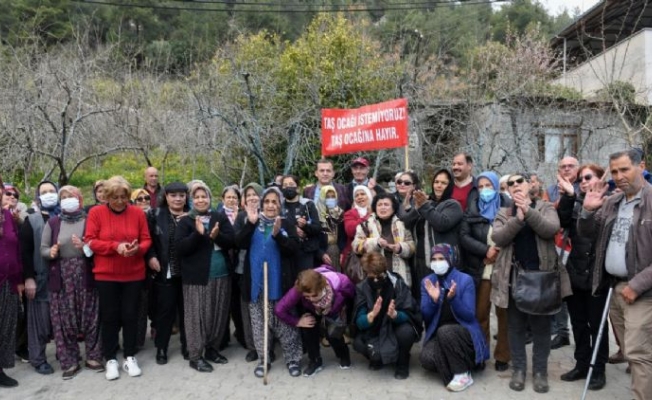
[85,204,152,282]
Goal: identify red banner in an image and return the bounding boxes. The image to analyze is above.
[321,98,408,156]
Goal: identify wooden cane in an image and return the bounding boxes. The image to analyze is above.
[263,261,269,385]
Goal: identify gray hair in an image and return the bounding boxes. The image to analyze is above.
[609,149,643,164]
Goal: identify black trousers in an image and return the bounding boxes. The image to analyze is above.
[96,280,144,360]
[154,277,186,353]
[508,297,551,374]
[565,287,609,373]
[301,314,349,362]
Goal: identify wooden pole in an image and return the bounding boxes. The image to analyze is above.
[263,261,269,385]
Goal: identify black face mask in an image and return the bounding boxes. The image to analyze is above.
[282,187,298,200]
[369,276,386,292]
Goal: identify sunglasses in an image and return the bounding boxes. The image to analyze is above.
[580,174,594,182]
[396,180,413,186]
[136,196,151,203]
[507,177,525,186]
[3,192,18,199]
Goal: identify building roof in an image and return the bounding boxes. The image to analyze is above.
[551,0,652,67]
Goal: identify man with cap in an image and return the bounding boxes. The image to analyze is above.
[346,157,385,206]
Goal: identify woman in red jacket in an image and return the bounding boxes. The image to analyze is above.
[85,176,151,381]
[341,185,372,281]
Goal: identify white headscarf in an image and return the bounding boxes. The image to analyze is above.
[352,185,373,217]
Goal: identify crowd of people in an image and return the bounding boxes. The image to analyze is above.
[0,149,650,398]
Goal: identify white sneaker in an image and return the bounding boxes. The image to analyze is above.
[105,359,120,381]
[446,371,473,392]
[123,356,142,377]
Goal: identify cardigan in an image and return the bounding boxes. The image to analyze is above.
[175,211,234,286]
[85,204,151,282]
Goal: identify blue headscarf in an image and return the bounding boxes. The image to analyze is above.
[477,171,500,223]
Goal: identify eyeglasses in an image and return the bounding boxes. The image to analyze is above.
[559,164,578,170]
[136,196,151,203]
[396,180,413,186]
[580,174,594,182]
[4,192,18,199]
[507,178,525,186]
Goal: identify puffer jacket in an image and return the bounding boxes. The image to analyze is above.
[490,200,572,309]
[577,183,652,298]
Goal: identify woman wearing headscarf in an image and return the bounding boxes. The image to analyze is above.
[146,182,190,365]
[316,185,344,271]
[459,171,511,371]
[342,185,373,277]
[40,186,101,379]
[20,180,60,375]
[419,244,489,392]
[175,182,234,372]
[85,176,152,380]
[352,192,416,287]
[353,251,421,379]
[235,187,303,378]
[401,168,463,299]
[234,182,264,363]
[0,177,22,388]
[219,185,246,350]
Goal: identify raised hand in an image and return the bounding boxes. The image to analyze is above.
[447,280,457,299]
[425,279,440,302]
[209,222,219,240]
[387,299,397,319]
[195,217,205,235]
[557,173,575,196]
[413,190,428,208]
[272,216,282,236]
[371,296,383,316]
[246,205,259,224]
[583,180,608,211]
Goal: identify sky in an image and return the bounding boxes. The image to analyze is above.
[541,0,601,16]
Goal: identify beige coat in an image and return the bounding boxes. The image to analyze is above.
[352,214,416,287]
[490,200,572,309]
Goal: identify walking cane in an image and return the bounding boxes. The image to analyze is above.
[580,285,614,400]
[263,261,269,385]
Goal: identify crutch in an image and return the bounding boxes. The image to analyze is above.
[263,261,269,385]
[581,285,614,400]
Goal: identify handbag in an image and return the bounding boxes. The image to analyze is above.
[511,259,562,316]
[343,251,365,284]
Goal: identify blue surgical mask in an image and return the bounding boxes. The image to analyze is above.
[325,198,338,209]
[479,188,497,203]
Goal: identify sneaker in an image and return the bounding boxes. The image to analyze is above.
[105,359,120,381]
[288,361,301,377]
[123,356,142,377]
[303,358,323,377]
[446,372,474,392]
[339,352,351,369]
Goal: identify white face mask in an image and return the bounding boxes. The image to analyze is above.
[430,260,450,275]
[60,197,80,213]
[40,192,59,208]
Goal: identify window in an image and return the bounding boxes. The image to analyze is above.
[536,125,580,163]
